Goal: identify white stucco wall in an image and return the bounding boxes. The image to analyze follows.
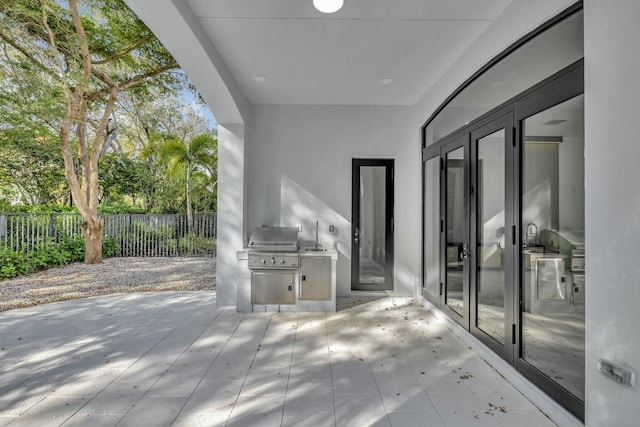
[584,1,640,425]
[216,124,247,306]
[245,105,420,297]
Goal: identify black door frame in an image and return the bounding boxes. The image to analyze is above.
[421,143,442,307]
[469,113,516,364]
[440,136,470,329]
[513,61,585,419]
[420,61,585,420]
[351,158,394,291]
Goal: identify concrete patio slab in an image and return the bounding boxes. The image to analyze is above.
[0,292,557,426]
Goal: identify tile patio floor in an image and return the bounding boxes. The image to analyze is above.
[0,292,557,426]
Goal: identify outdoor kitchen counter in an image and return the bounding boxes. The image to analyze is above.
[235,247,337,312]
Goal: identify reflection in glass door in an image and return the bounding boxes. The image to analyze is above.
[474,128,507,345]
[422,153,440,301]
[352,159,394,291]
[520,94,585,402]
[444,142,468,323]
[422,61,584,420]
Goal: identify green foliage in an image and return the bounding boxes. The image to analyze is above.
[101,237,120,258]
[98,202,145,214]
[99,152,151,205]
[158,133,217,222]
[0,205,77,214]
[57,236,86,262]
[159,134,217,177]
[0,236,120,280]
[178,233,216,254]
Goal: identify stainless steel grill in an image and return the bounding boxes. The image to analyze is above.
[247,226,300,305]
[248,227,299,270]
[248,226,299,252]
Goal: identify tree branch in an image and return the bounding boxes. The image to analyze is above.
[91,36,154,65]
[68,0,91,82]
[88,88,118,213]
[76,97,90,203]
[87,60,177,100]
[0,30,63,84]
[59,98,90,219]
[91,66,116,88]
[40,0,68,80]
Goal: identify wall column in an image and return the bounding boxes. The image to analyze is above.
[584,1,640,425]
[216,124,247,307]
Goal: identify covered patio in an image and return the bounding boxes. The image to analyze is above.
[0,293,554,426]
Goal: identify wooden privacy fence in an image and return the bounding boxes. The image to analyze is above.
[0,213,216,257]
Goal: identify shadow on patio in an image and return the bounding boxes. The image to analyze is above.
[0,293,556,426]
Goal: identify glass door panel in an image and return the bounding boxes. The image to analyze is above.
[423,155,440,299]
[520,94,585,402]
[445,145,467,318]
[475,129,506,344]
[359,166,386,285]
[352,159,394,291]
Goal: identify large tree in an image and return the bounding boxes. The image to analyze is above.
[0,0,179,263]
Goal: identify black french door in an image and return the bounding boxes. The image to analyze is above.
[433,113,516,360]
[441,136,469,328]
[351,159,394,291]
[421,61,585,420]
[469,114,516,362]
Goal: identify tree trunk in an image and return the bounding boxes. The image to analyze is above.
[80,216,104,264]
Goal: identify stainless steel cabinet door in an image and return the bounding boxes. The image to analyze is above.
[251,271,295,304]
[300,257,331,300]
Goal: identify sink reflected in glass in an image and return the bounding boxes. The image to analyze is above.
[523,245,545,253]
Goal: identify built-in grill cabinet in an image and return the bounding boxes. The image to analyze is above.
[247,226,300,306]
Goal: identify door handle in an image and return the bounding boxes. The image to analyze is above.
[459,244,470,260]
[354,230,359,244]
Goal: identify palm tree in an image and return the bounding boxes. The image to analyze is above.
[159,133,217,232]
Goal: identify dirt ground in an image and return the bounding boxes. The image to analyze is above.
[0,257,215,312]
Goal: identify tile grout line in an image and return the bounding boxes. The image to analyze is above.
[325,312,338,427]
[224,314,273,427]
[279,312,300,427]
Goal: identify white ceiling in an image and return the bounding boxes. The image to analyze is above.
[185,0,513,106]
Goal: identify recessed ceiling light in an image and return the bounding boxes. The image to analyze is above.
[313,0,344,14]
[253,75,266,83]
[380,78,393,85]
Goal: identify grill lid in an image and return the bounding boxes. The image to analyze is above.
[249,226,299,251]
